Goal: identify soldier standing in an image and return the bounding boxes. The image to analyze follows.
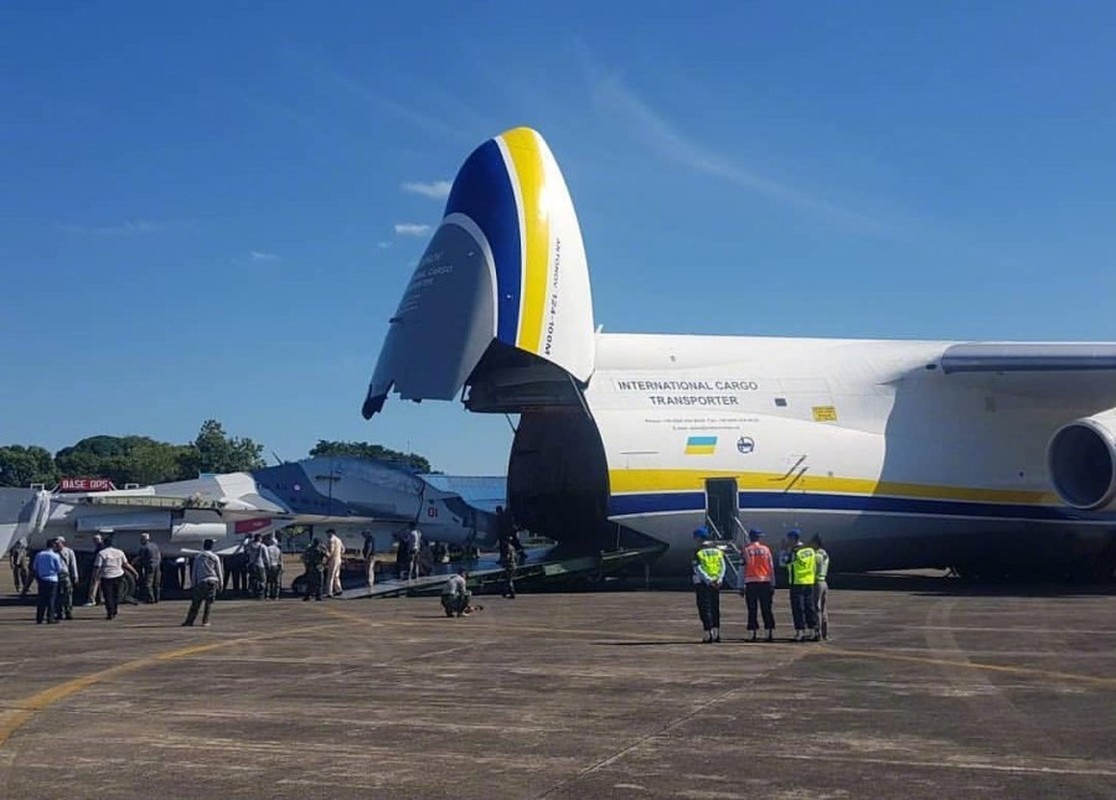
[9,538,30,598]
[55,536,79,621]
[499,536,519,599]
[134,533,162,603]
[301,537,327,601]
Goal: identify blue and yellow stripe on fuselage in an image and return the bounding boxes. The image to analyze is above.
[440,127,553,355]
[606,469,1116,523]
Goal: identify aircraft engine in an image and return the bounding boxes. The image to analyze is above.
[1047,410,1116,510]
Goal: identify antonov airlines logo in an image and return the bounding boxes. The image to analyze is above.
[685,436,717,455]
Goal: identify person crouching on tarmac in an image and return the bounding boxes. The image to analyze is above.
[692,528,726,643]
[741,529,776,642]
[782,530,820,642]
[441,569,474,617]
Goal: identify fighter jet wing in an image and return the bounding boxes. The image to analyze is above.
[70,492,408,526]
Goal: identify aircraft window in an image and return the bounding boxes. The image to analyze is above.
[775,398,788,407]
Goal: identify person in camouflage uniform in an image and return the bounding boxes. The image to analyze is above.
[9,538,30,597]
[301,537,327,601]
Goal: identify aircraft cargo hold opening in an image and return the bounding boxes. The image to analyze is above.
[507,408,611,548]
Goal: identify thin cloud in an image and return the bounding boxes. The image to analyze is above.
[377,241,393,249]
[249,251,279,262]
[592,75,888,235]
[402,180,452,200]
[394,223,432,236]
[56,218,188,235]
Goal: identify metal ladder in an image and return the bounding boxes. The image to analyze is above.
[704,516,744,589]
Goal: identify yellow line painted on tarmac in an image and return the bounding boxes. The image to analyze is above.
[818,646,1116,687]
[0,622,346,749]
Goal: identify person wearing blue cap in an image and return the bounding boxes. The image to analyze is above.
[783,530,819,641]
[740,529,776,641]
[691,527,726,643]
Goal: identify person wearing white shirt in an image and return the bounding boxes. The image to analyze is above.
[93,538,137,621]
[325,530,345,597]
[407,526,422,581]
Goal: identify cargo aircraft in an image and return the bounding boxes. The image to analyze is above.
[362,127,1116,578]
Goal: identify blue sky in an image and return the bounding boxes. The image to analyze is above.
[2,1,1115,474]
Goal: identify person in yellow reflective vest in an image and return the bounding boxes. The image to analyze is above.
[691,527,727,643]
[783,530,819,642]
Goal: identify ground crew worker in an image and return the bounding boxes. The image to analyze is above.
[244,534,265,598]
[134,533,162,603]
[361,531,376,588]
[783,530,819,641]
[441,569,472,617]
[301,537,327,601]
[495,506,527,562]
[406,525,422,581]
[325,529,345,596]
[499,534,519,598]
[182,538,224,627]
[32,539,64,625]
[83,533,105,606]
[93,535,137,621]
[692,527,726,643]
[225,545,247,595]
[740,529,776,642]
[9,538,30,598]
[55,536,79,621]
[811,535,830,640]
[263,534,283,600]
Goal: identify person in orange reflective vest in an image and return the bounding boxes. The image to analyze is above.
[692,528,727,643]
[740,528,776,642]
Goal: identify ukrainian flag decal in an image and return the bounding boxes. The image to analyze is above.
[685,436,717,455]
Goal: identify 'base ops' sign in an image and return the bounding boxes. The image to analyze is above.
[58,477,115,492]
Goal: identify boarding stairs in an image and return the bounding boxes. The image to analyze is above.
[704,517,744,590]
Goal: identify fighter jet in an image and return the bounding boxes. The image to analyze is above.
[5,457,495,571]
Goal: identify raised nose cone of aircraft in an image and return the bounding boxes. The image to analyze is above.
[363,127,595,419]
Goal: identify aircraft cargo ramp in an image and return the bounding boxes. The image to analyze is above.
[337,544,666,599]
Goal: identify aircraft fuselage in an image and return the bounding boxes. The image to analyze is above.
[508,333,1116,575]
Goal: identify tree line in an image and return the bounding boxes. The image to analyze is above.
[0,420,432,488]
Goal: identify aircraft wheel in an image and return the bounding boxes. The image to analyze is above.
[291,575,307,597]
